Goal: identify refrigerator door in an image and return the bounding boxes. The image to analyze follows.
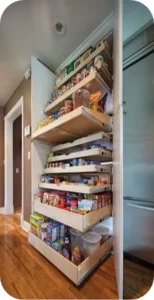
[124,198,154,264]
[123,51,154,201]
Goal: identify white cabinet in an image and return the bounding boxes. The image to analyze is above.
[30,1,123,297]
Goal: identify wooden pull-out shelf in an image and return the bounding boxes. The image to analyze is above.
[44,164,112,174]
[28,232,112,285]
[56,40,112,89]
[32,107,112,145]
[33,202,112,232]
[51,131,111,152]
[45,71,110,115]
[48,148,112,162]
[39,182,111,194]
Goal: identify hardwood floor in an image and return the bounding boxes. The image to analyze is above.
[0,213,118,299]
[124,259,154,299]
[1,214,153,299]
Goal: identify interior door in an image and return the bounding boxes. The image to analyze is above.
[113,0,123,298]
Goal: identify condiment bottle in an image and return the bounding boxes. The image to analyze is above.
[62,237,71,260]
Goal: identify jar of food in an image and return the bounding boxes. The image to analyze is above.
[72,89,90,109]
[81,68,88,80]
[71,76,76,87]
[62,85,67,94]
[70,229,82,265]
[40,223,49,241]
[76,73,82,84]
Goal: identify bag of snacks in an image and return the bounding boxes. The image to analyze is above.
[89,91,102,111]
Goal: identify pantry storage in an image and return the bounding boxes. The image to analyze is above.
[29,3,123,298]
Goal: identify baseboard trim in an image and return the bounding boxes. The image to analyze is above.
[124,252,154,270]
[22,220,30,232]
[0,207,4,214]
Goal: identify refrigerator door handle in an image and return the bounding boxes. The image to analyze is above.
[127,203,154,212]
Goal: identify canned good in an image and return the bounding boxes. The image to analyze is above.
[81,68,88,80]
[71,76,76,87]
[76,73,82,83]
[62,85,67,94]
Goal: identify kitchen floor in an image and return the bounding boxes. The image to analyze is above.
[0,213,118,299]
[0,213,153,299]
[124,258,154,299]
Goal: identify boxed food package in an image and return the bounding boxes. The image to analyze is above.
[30,214,44,237]
[52,239,64,252]
[46,223,60,242]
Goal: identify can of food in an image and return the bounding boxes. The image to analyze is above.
[71,76,76,87]
[81,68,88,80]
[76,73,82,83]
[62,85,67,94]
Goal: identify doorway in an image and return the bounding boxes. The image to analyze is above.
[13,115,22,216]
[5,96,24,225]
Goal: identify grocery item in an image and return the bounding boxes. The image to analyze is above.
[78,199,94,212]
[30,214,44,237]
[34,193,43,202]
[72,89,90,109]
[70,229,82,265]
[59,107,65,118]
[40,222,49,241]
[46,223,60,242]
[65,100,73,114]
[92,225,109,244]
[42,193,49,204]
[76,73,82,84]
[66,82,72,90]
[71,76,76,87]
[62,85,67,94]
[36,116,53,131]
[81,68,89,80]
[67,61,75,74]
[82,231,101,257]
[62,237,71,260]
[74,57,81,69]
[94,55,104,69]
[89,91,102,111]
[81,47,92,61]
[70,200,78,211]
[52,239,64,252]
[58,88,63,96]
[56,66,67,86]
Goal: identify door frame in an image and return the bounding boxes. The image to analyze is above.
[4,96,24,226]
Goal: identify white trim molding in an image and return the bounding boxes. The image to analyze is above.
[0,207,5,214]
[5,96,24,228]
[22,220,30,232]
[56,13,114,74]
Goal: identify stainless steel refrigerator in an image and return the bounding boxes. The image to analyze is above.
[123,50,154,265]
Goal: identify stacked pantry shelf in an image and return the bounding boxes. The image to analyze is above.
[29,39,113,285]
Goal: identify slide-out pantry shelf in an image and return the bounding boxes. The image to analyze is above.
[32,106,111,145]
[48,148,112,162]
[28,232,112,285]
[44,164,112,174]
[51,131,111,152]
[56,40,112,89]
[33,201,112,232]
[39,182,112,194]
[45,71,110,115]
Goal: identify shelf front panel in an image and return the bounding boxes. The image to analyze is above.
[39,182,112,194]
[28,232,112,285]
[33,201,112,232]
[44,164,112,174]
[48,148,112,163]
[51,131,111,152]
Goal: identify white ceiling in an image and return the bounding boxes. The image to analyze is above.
[0,0,152,106]
[0,0,114,106]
